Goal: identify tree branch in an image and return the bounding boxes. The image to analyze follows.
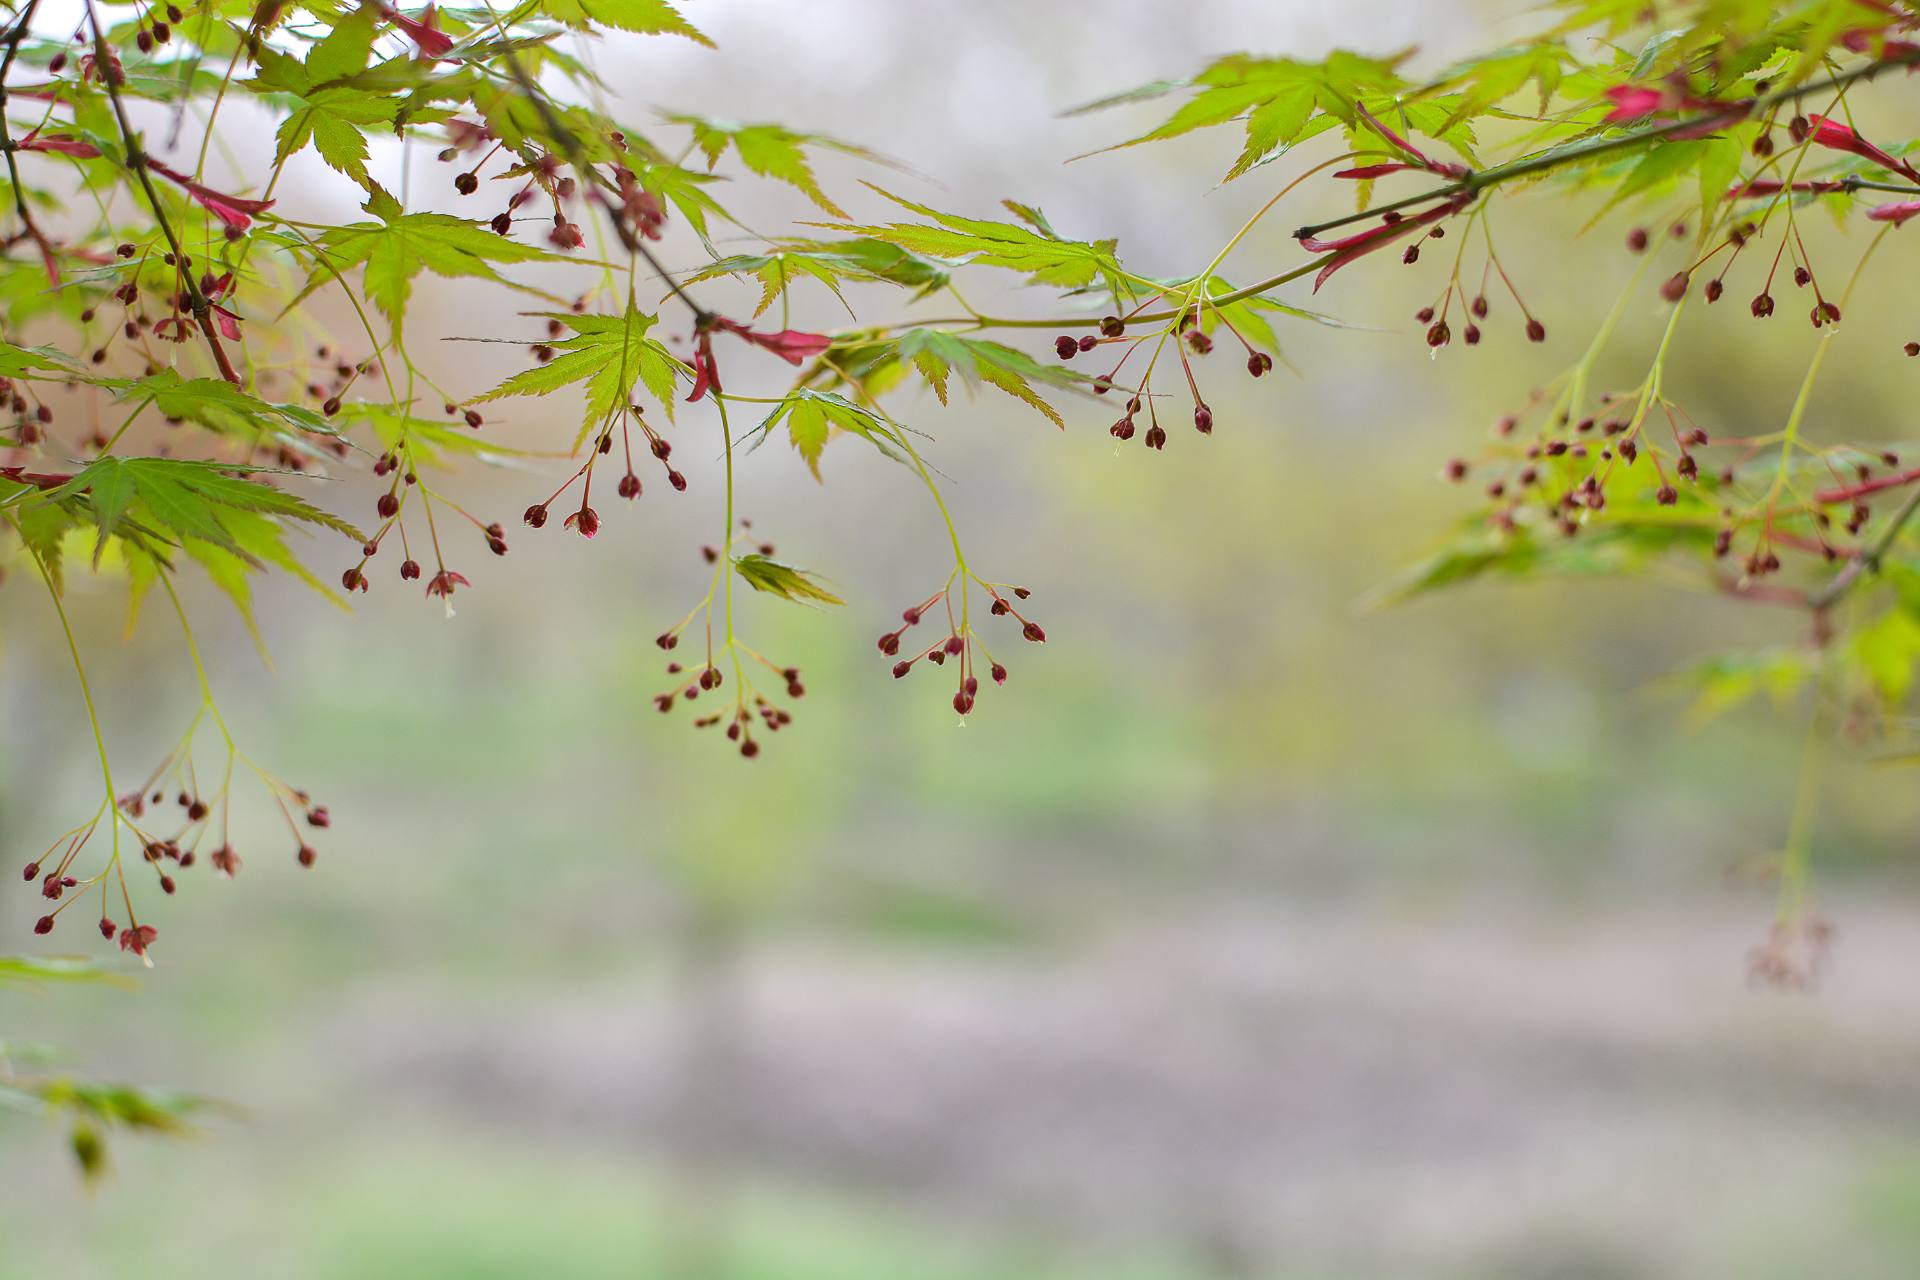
[1810,483,1920,612]
[1292,56,1908,243]
[499,51,712,326]
[0,0,55,274]
[82,0,242,385]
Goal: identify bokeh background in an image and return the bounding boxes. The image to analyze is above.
[5,0,1920,1275]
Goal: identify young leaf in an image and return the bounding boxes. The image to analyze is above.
[685,237,952,316]
[751,388,900,479]
[529,0,712,44]
[892,329,1088,428]
[835,189,1131,298]
[734,553,844,606]
[467,306,684,447]
[308,198,567,337]
[664,113,890,217]
[103,370,335,443]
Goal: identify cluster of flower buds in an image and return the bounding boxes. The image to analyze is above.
[1403,228,1547,351]
[130,4,183,54]
[23,754,327,959]
[649,652,802,758]
[340,437,505,602]
[435,121,593,247]
[1060,303,1280,450]
[66,246,257,369]
[1746,914,1833,990]
[523,402,683,546]
[304,343,382,418]
[649,525,805,758]
[2,378,54,446]
[1460,383,1725,546]
[877,580,1042,716]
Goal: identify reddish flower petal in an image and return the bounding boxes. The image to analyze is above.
[1868,198,1920,224]
[212,303,242,341]
[1334,163,1420,179]
[19,131,101,159]
[384,5,455,57]
[686,334,718,403]
[146,159,275,231]
[736,327,833,365]
[424,569,470,598]
[1302,195,1469,293]
[1807,115,1918,179]
[1603,85,1665,123]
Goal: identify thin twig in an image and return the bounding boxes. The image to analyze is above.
[1292,57,1906,242]
[499,50,711,324]
[1810,483,1920,611]
[82,0,242,384]
[0,0,53,269]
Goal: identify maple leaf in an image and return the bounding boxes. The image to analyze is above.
[299,189,566,337]
[527,0,712,44]
[102,369,338,446]
[750,388,902,479]
[815,329,1093,429]
[685,237,953,315]
[467,306,685,448]
[834,189,1132,299]
[733,553,844,607]
[1068,51,1489,180]
[663,112,895,217]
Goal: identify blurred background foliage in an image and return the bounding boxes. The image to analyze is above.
[4,0,1920,1275]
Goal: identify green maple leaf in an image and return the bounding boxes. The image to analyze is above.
[251,9,398,188]
[1067,51,1492,180]
[467,306,685,448]
[103,369,337,444]
[621,158,732,242]
[750,388,900,479]
[685,237,952,316]
[897,329,1092,428]
[0,341,84,379]
[303,190,566,338]
[733,553,844,607]
[834,189,1131,298]
[46,458,361,551]
[664,112,893,217]
[30,458,360,630]
[523,0,712,43]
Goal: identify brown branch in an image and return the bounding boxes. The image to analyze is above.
[0,0,57,275]
[1291,56,1909,243]
[498,51,712,326]
[82,0,242,385]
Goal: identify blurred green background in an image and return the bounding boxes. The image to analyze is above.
[5,1,1920,1276]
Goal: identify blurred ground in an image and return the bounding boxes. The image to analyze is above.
[5,0,1920,1275]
